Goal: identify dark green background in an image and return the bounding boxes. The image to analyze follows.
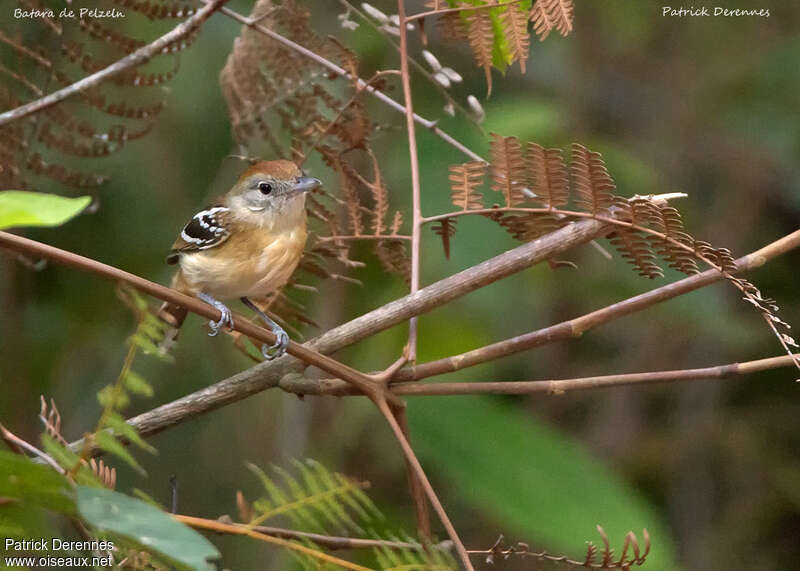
[1,1,799,569]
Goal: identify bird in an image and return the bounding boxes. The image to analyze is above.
[158,159,320,360]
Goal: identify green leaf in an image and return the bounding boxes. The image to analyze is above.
[104,412,157,455]
[408,396,678,570]
[76,486,220,571]
[93,431,145,476]
[0,191,90,230]
[123,370,154,397]
[39,435,101,488]
[0,450,76,515]
[97,385,130,410]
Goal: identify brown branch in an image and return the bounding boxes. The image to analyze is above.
[0,0,229,127]
[398,0,423,362]
[376,397,473,570]
[394,228,800,383]
[0,231,394,406]
[112,217,607,439]
[210,519,449,551]
[173,515,372,571]
[389,353,800,396]
[408,0,522,22]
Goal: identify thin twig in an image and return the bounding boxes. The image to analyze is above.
[408,0,521,22]
[339,0,477,126]
[174,515,372,571]
[388,353,800,396]
[397,0,423,362]
[375,397,474,571]
[221,521,450,551]
[0,424,64,474]
[0,0,230,127]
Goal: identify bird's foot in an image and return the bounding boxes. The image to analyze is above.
[260,326,289,360]
[197,293,234,336]
[240,297,290,360]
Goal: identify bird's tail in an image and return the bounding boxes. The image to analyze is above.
[156,273,190,353]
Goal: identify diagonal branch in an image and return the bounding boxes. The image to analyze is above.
[0,0,230,126]
[113,218,609,439]
[0,231,393,405]
[394,228,800,383]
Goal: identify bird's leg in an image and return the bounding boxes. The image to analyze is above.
[241,297,289,360]
[197,292,234,336]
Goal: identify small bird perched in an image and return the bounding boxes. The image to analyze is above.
[158,159,320,359]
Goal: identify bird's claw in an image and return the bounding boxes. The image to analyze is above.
[207,306,233,336]
[260,327,289,360]
[198,293,234,336]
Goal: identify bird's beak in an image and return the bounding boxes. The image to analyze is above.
[293,176,321,193]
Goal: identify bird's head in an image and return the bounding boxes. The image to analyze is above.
[226,159,321,216]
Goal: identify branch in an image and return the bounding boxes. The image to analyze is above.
[408,0,521,22]
[114,218,608,439]
[0,231,393,405]
[394,228,800,383]
[389,354,800,396]
[218,520,451,552]
[173,515,372,571]
[397,0,423,361]
[0,0,229,127]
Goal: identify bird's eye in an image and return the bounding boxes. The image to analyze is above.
[258,181,273,195]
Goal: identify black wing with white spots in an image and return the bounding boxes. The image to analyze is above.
[166,206,231,264]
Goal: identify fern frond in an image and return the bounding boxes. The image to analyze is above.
[375,240,411,285]
[449,161,486,210]
[570,143,615,214]
[525,143,568,208]
[432,218,458,259]
[247,460,375,534]
[608,198,663,278]
[501,4,531,73]
[490,133,527,206]
[438,11,468,41]
[367,149,389,235]
[530,0,574,40]
[465,7,495,96]
[647,204,700,274]
[485,210,565,243]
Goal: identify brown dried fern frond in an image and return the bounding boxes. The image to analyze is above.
[39,396,67,446]
[89,458,117,490]
[525,142,568,208]
[0,0,189,192]
[571,143,615,214]
[432,217,458,259]
[465,6,495,96]
[530,0,575,40]
[375,240,411,285]
[449,161,487,210]
[501,4,531,73]
[608,198,663,279]
[646,204,700,274]
[490,133,527,207]
[485,210,566,243]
